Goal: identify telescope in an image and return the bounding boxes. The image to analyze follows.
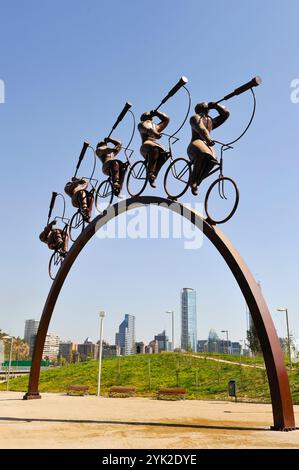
[154,76,188,112]
[47,191,58,223]
[74,141,90,177]
[215,76,262,104]
[107,101,132,139]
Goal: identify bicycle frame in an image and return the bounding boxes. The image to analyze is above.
[122,147,134,166]
[160,133,179,160]
[204,140,234,200]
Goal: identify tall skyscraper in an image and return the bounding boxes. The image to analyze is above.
[24,319,39,356]
[115,314,136,356]
[181,288,197,352]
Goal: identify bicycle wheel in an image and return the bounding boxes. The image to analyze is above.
[164,157,191,199]
[126,160,148,197]
[48,251,63,280]
[95,179,114,213]
[204,176,239,224]
[69,211,85,241]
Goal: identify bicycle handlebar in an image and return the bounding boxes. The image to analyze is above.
[54,216,70,225]
[161,132,179,142]
[213,140,233,149]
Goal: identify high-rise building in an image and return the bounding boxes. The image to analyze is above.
[24,319,39,356]
[154,330,170,352]
[59,341,77,362]
[43,334,60,361]
[77,337,99,360]
[115,314,135,356]
[102,342,120,358]
[181,288,197,352]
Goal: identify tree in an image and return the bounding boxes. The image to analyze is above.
[247,324,262,356]
[0,332,30,361]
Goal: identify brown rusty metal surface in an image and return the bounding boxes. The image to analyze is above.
[24,196,295,431]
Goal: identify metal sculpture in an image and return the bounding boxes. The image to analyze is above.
[188,78,261,196]
[27,196,295,431]
[188,101,230,195]
[127,76,189,196]
[39,192,69,280]
[164,77,261,224]
[67,142,98,241]
[95,101,134,209]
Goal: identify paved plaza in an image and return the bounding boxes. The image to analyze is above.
[0,392,298,448]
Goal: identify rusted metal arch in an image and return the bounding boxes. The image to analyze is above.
[24,196,295,431]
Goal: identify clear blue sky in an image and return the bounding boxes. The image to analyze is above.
[0,0,298,348]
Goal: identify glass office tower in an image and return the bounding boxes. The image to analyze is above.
[181,288,197,352]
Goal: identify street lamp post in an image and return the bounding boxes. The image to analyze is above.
[165,310,174,351]
[239,339,244,361]
[221,330,229,354]
[97,310,106,397]
[3,335,13,392]
[277,307,292,369]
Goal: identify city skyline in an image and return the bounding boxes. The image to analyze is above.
[4,312,298,362]
[0,2,298,353]
[14,292,296,353]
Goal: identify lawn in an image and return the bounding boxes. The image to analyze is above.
[1,352,298,403]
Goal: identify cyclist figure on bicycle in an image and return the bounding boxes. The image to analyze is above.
[64,177,93,223]
[188,102,230,195]
[96,137,126,196]
[138,110,170,188]
[39,221,68,257]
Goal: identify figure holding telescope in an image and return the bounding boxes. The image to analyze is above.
[188,76,262,196]
[39,220,68,256]
[96,102,132,196]
[138,110,170,187]
[39,192,68,256]
[63,142,94,223]
[187,101,230,195]
[137,76,188,188]
[96,136,125,195]
[64,177,93,223]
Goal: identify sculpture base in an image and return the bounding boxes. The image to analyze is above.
[270,425,296,432]
[23,392,42,400]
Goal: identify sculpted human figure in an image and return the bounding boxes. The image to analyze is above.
[96,137,126,195]
[64,177,92,222]
[138,110,170,187]
[188,102,230,195]
[39,220,68,256]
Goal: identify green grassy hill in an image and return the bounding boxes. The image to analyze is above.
[2,353,299,403]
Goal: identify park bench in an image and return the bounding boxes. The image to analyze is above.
[109,386,136,398]
[157,387,186,400]
[67,384,89,396]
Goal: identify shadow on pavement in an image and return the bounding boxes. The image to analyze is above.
[0,416,267,432]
